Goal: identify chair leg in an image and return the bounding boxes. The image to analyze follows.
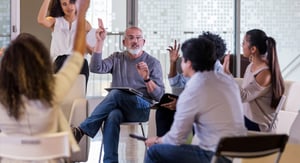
[99,126,104,163]
[139,123,145,137]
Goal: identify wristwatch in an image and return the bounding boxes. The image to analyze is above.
[144,78,151,83]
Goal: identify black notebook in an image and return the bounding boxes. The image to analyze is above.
[154,93,178,109]
[105,87,143,97]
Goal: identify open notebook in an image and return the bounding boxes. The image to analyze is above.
[105,87,143,97]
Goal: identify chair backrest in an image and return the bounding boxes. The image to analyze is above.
[288,111,300,144]
[211,134,289,163]
[0,132,70,161]
[268,95,286,132]
[283,80,300,112]
[61,75,86,119]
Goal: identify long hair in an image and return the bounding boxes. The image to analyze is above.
[246,29,285,108]
[0,33,55,120]
[49,0,77,17]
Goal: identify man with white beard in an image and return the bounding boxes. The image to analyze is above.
[72,22,165,163]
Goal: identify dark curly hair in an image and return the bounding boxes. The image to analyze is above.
[0,33,55,120]
[200,31,227,60]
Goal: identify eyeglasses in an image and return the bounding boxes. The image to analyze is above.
[125,35,144,41]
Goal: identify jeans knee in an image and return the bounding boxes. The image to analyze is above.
[106,110,124,124]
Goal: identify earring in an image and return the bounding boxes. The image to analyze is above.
[249,54,253,62]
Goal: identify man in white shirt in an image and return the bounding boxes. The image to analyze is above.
[145,37,247,163]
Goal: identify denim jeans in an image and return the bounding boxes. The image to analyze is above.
[80,89,151,163]
[145,144,232,163]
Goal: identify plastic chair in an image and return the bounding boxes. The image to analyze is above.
[0,132,70,162]
[268,95,286,132]
[211,134,289,163]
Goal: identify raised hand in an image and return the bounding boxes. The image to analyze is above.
[94,18,107,53]
[167,40,180,63]
[223,52,231,75]
[96,18,106,41]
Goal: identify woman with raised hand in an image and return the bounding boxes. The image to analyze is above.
[37,0,92,85]
[0,0,90,162]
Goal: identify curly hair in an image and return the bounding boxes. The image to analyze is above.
[200,31,227,60]
[0,33,55,120]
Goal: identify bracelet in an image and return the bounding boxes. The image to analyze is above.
[154,137,159,144]
[144,78,151,83]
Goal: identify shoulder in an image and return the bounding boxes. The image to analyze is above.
[255,69,271,87]
[143,51,161,63]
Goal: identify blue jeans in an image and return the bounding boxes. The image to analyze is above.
[244,116,260,131]
[80,90,151,163]
[145,144,232,163]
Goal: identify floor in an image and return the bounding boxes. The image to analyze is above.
[82,125,147,163]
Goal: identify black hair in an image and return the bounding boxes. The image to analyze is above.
[181,37,216,72]
[201,31,226,60]
[49,0,77,17]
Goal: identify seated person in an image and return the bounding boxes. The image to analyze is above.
[72,22,165,163]
[156,31,227,136]
[145,36,246,163]
[0,0,90,161]
[223,29,285,132]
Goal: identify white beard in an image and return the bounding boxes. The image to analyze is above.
[127,48,142,55]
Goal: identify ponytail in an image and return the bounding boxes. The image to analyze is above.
[266,37,285,108]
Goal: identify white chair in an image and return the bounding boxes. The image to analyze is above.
[0,132,70,162]
[283,80,300,112]
[60,75,89,162]
[268,95,286,132]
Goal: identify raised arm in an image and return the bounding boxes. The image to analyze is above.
[167,40,180,78]
[73,0,90,55]
[37,0,55,29]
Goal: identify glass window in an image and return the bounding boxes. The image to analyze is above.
[241,0,300,80]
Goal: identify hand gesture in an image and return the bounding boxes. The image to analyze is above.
[96,18,106,42]
[160,96,177,110]
[136,61,149,80]
[93,18,106,53]
[0,47,5,57]
[167,40,180,63]
[223,52,231,75]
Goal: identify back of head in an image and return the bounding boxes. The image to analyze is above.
[0,33,54,120]
[181,37,216,72]
[201,31,227,60]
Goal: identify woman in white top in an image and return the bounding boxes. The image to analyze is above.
[0,0,89,162]
[37,0,92,85]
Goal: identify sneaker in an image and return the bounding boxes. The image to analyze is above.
[72,126,84,143]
